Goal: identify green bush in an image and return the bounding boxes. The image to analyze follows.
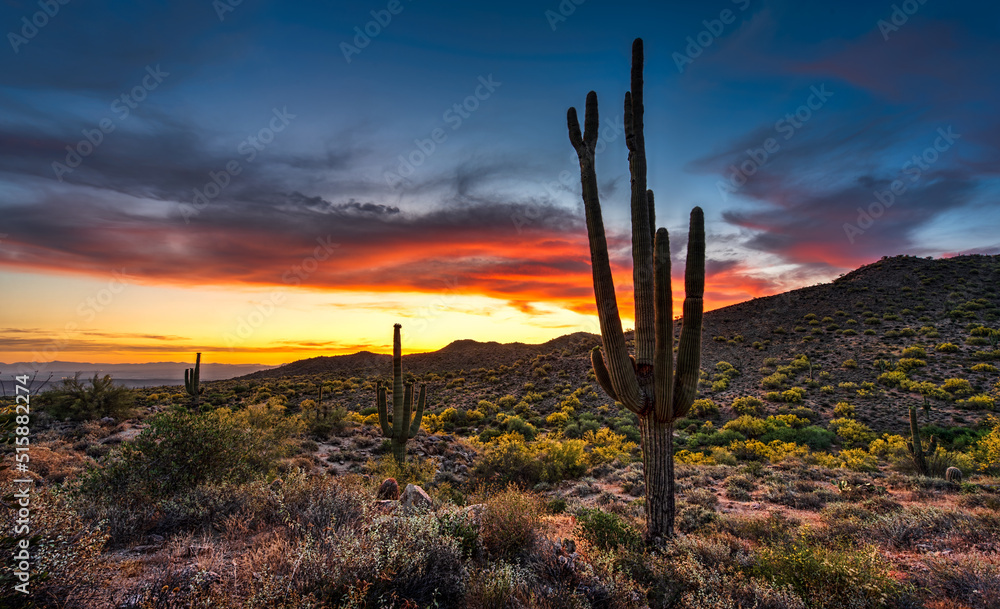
[575,508,641,551]
[753,542,910,609]
[691,398,720,418]
[732,396,764,416]
[37,373,135,421]
[74,404,303,542]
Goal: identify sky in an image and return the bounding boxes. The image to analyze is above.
[1,0,998,366]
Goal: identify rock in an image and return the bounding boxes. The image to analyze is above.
[401,483,433,512]
[377,477,400,500]
[100,417,115,425]
[374,500,399,514]
[148,534,165,544]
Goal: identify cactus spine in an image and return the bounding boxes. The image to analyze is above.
[185,353,201,407]
[377,324,426,462]
[567,38,705,541]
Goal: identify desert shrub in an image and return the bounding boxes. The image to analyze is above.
[471,432,542,487]
[322,512,466,606]
[753,542,910,609]
[960,394,995,410]
[535,436,588,482]
[300,399,348,436]
[896,358,927,373]
[676,505,718,533]
[37,373,135,421]
[576,507,641,551]
[833,401,856,418]
[463,562,532,609]
[723,415,768,438]
[829,418,876,448]
[977,416,1000,471]
[545,411,570,427]
[691,398,720,418]
[840,448,879,472]
[936,342,960,353]
[901,345,927,358]
[942,378,974,397]
[364,454,439,488]
[0,490,108,605]
[732,396,764,416]
[73,406,302,543]
[914,552,1000,609]
[728,439,809,463]
[584,428,638,465]
[762,373,788,389]
[476,485,544,560]
[869,433,909,461]
[842,359,858,368]
[501,415,538,440]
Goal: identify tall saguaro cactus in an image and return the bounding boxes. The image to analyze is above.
[377,324,426,462]
[567,38,705,541]
[185,352,201,407]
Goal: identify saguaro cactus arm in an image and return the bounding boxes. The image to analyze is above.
[377,381,391,436]
[671,207,705,420]
[408,384,425,438]
[591,347,620,403]
[653,228,673,421]
[568,94,642,413]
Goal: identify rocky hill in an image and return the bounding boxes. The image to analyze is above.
[233,254,1000,435]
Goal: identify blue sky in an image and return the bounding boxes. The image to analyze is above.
[1,0,998,363]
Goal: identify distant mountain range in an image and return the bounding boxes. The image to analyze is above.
[0,361,277,390]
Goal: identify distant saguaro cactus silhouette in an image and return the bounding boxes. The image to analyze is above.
[185,353,201,407]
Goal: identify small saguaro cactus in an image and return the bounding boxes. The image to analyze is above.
[376,324,426,462]
[907,405,936,476]
[567,38,705,541]
[185,353,201,407]
[945,466,963,483]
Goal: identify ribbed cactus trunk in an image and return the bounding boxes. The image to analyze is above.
[568,38,705,542]
[377,324,426,463]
